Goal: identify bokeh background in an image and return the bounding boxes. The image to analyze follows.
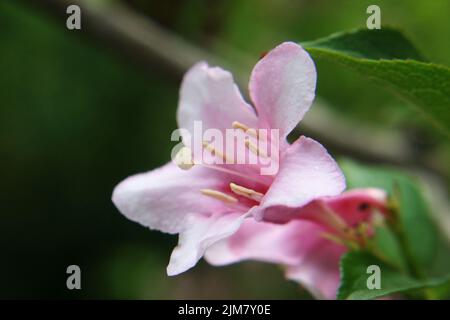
[1,0,449,299]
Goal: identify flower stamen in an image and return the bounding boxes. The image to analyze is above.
[232,121,258,138]
[173,147,271,186]
[202,140,234,163]
[245,137,268,158]
[230,182,264,202]
[200,189,238,203]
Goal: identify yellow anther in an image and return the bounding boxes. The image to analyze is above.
[174,147,195,170]
[200,189,238,203]
[202,140,234,163]
[229,182,263,202]
[245,138,268,158]
[232,121,257,138]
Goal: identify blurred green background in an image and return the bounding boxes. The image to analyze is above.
[0,0,449,298]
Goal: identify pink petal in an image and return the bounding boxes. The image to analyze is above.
[205,218,326,266]
[112,162,236,234]
[285,240,345,300]
[297,188,388,227]
[205,218,345,300]
[249,42,316,139]
[265,188,388,225]
[167,212,249,276]
[255,136,346,221]
[177,62,258,147]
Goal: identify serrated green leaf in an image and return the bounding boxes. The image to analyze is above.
[338,251,449,300]
[302,28,450,137]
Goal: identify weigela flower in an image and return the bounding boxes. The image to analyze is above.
[112,42,346,276]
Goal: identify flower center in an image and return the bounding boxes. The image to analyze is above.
[174,120,273,209]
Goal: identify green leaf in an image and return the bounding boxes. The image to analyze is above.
[338,251,449,300]
[340,159,438,272]
[370,226,406,271]
[302,28,450,137]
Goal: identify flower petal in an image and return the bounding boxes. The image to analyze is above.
[205,218,325,266]
[285,240,345,300]
[177,62,258,147]
[112,162,235,234]
[296,188,388,226]
[167,212,248,276]
[255,136,346,221]
[264,188,388,225]
[249,42,316,139]
[205,218,345,300]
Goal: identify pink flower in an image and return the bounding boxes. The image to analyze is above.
[112,42,345,276]
[205,188,388,299]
